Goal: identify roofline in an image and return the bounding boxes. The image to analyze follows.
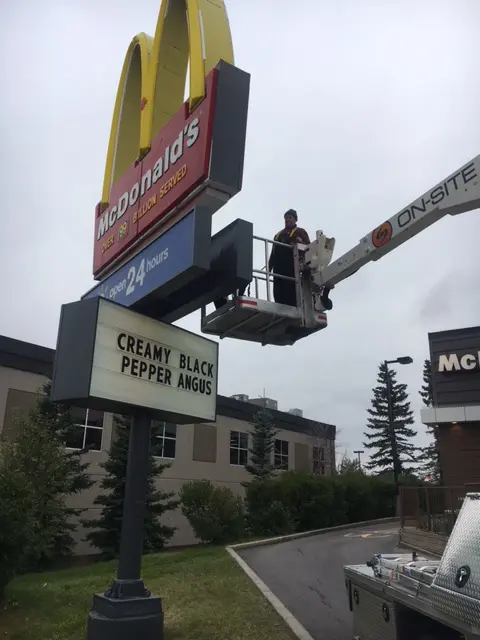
[0,334,336,440]
[429,325,480,341]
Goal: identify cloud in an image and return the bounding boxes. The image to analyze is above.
[1,0,479,465]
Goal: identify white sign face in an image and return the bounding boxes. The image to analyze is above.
[89,299,218,421]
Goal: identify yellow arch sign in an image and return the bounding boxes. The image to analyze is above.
[101,0,234,210]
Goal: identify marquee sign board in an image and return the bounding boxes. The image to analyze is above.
[51,297,218,423]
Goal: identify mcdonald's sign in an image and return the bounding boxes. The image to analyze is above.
[93,0,250,279]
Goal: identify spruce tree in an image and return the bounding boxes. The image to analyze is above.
[37,380,93,495]
[85,415,178,558]
[363,362,417,475]
[338,454,362,474]
[418,359,441,483]
[9,380,94,568]
[245,408,277,478]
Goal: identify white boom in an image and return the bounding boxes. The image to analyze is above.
[306,155,480,289]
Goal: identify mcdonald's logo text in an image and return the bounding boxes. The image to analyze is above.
[96,120,199,241]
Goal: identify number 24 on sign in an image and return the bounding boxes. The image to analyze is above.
[126,259,146,296]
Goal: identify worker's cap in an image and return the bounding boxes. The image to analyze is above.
[284,209,298,220]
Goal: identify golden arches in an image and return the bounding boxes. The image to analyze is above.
[101,0,234,208]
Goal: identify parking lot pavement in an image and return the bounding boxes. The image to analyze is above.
[238,522,401,640]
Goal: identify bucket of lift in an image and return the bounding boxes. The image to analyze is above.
[200,231,332,346]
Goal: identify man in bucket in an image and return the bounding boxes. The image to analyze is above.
[213,209,310,309]
[268,209,310,306]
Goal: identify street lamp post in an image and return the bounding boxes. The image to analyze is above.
[384,357,413,493]
[353,450,364,469]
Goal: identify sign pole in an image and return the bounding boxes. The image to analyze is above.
[86,410,164,640]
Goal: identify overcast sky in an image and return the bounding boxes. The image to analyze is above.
[1,0,479,461]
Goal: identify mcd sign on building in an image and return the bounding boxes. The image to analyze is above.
[421,325,480,488]
[429,325,480,406]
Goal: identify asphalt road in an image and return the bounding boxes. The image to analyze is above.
[238,521,402,640]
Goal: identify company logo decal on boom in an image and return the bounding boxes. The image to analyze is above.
[395,161,477,230]
[97,119,200,241]
[371,221,393,248]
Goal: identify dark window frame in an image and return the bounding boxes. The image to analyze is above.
[151,421,177,460]
[313,445,325,475]
[65,408,104,452]
[274,438,289,470]
[230,430,249,467]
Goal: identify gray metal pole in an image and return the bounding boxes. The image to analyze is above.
[86,410,164,640]
[117,412,152,584]
[385,361,400,492]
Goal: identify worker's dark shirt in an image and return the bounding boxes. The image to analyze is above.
[268,226,310,275]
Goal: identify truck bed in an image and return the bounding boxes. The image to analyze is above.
[344,493,480,640]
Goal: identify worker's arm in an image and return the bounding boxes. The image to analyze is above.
[296,227,311,244]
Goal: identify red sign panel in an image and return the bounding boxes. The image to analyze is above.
[93,70,218,278]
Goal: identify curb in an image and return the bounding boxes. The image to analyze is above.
[397,541,443,558]
[230,517,399,551]
[226,518,399,640]
[226,546,316,640]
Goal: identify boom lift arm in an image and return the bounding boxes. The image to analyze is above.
[201,154,479,346]
[305,155,480,295]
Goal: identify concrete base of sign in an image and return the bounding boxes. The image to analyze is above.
[86,585,163,640]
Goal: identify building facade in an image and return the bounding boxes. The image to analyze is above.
[421,325,480,487]
[0,334,336,554]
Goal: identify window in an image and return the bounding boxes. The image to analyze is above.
[151,421,177,459]
[65,408,103,451]
[313,446,325,475]
[274,439,289,470]
[230,431,248,466]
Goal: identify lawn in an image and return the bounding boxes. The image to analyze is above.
[0,546,297,640]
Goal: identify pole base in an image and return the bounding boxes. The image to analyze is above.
[86,582,163,640]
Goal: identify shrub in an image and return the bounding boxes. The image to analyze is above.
[245,471,397,538]
[0,446,35,598]
[245,472,338,535]
[244,478,294,536]
[180,480,245,544]
[275,471,337,531]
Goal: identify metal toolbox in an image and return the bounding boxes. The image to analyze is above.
[430,493,480,631]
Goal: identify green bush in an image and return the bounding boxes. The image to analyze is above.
[180,480,245,544]
[244,478,293,536]
[245,472,337,535]
[245,471,397,538]
[0,446,35,598]
[276,471,337,531]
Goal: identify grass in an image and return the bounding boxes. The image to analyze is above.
[0,546,297,640]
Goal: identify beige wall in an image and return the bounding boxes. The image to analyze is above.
[0,365,334,554]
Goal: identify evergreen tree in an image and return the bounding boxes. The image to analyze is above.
[245,408,277,478]
[37,380,93,495]
[363,362,418,475]
[418,359,441,483]
[8,380,94,568]
[85,415,178,558]
[338,454,362,474]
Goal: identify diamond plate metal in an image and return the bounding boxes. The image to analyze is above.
[351,586,398,640]
[430,493,480,629]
